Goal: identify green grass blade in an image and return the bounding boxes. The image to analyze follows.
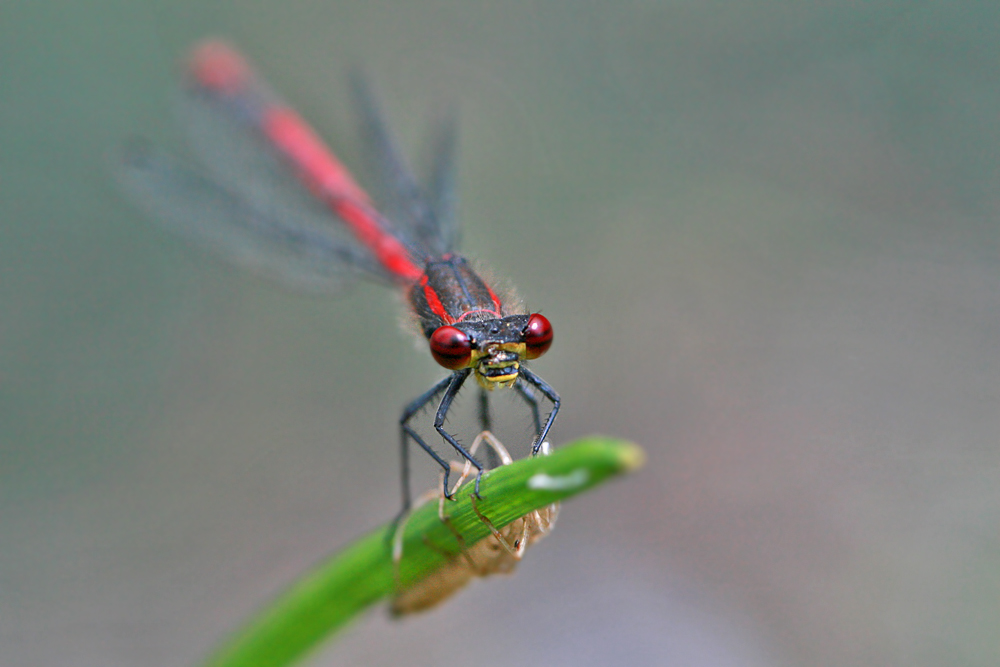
[200,435,645,667]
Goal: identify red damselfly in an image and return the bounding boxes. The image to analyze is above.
[117,41,560,509]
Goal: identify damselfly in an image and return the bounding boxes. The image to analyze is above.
[118,41,560,508]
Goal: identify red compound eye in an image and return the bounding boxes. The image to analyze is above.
[523,313,553,359]
[429,326,473,369]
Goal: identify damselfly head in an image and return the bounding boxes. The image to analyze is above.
[474,343,522,389]
[427,314,553,389]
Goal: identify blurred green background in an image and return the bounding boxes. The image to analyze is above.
[4,2,1000,665]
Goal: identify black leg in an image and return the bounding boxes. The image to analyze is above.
[477,387,492,432]
[432,369,487,497]
[514,379,542,434]
[477,388,501,469]
[518,368,561,455]
[399,374,454,511]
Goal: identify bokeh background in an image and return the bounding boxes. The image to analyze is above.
[4,2,1000,665]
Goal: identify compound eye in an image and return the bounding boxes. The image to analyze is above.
[523,313,553,359]
[429,326,473,369]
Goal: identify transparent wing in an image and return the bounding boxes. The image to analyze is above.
[351,74,456,256]
[116,139,388,293]
[426,108,460,253]
[176,82,373,253]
